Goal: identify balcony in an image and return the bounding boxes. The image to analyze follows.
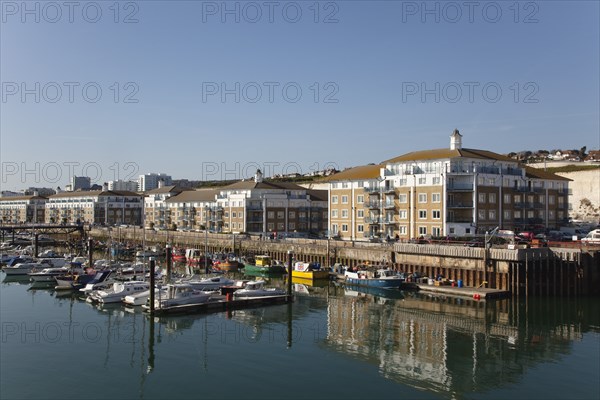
[446,217,473,223]
[447,202,474,208]
[383,187,395,194]
[383,202,395,209]
[447,184,473,191]
[364,217,382,225]
[364,187,381,194]
[365,201,381,209]
[383,219,397,225]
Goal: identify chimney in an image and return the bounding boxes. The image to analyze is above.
[158,179,164,189]
[33,190,39,197]
[450,128,462,150]
[102,182,108,191]
[254,169,263,183]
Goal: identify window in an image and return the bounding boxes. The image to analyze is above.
[398,194,407,203]
[432,193,441,203]
[548,210,555,219]
[432,210,440,219]
[478,176,485,185]
[331,224,338,234]
[539,196,545,204]
[514,210,521,218]
[277,211,284,219]
[357,209,364,218]
[489,193,496,203]
[398,179,407,186]
[331,183,338,189]
[418,210,427,219]
[487,178,496,185]
[432,227,441,236]
[224,211,229,217]
[332,196,338,204]
[478,210,486,220]
[341,224,348,232]
[488,210,496,220]
[357,224,364,232]
[341,209,348,218]
[418,177,426,184]
[357,195,364,204]
[289,222,295,230]
[449,227,455,234]
[341,195,348,204]
[504,210,511,220]
[527,210,534,219]
[504,194,511,204]
[267,222,274,230]
[331,210,338,218]
[289,211,295,219]
[478,193,486,203]
[549,195,555,205]
[398,225,407,235]
[232,212,236,218]
[399,210,407,219]
[418,226,427,235]
[267,211,274,219]
[277,222,284,230]
[433,177,441,185]
[514,195,521,203]
[418,193,427,203]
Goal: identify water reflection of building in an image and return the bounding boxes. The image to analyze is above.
[325,291,588,395]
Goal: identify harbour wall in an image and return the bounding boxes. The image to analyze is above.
[89,227,600,297]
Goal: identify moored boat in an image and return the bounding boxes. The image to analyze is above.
[290,261,330,280]
[88,281,150,303]
[152,283,215,309]
[28,266,70,282]
[343,268,404,289]
[233,280,286,298]
[243,255,285,274]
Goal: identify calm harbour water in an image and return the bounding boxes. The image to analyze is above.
[1,272,599,400]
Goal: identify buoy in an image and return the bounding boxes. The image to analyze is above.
[473,293,481,300]
[226,293,233,302]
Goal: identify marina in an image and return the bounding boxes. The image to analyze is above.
[1,269,599,400]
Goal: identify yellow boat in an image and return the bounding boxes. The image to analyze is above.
[290,261,330,280]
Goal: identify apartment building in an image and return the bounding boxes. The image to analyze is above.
[45,190,143,225]
[0,194,47,224]
[143,185,194,229]
[327,130,570,240]
[159,170,328,236]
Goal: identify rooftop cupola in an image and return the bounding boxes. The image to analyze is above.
[450,129,462,150]
[254,169,263,183]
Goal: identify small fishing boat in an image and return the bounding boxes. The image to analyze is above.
[3,262,44,276]
[343,268,404,289]
[233,280,286,298]
[88,281,150,303]
[152,283,215,308]
[185,276,236,290]
[124,286,168,306]
[213,259,240,272]
[290,261,330,280]
[79,271,115,294]
[28,266,69,282]
[242,255,285,274]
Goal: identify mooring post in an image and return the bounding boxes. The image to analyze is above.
[287,250,293,300]
[88,238,93,269]
[165,244,172,283]
[34,234,39,258]
[149,258,155,314]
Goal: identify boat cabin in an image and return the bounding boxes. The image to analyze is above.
[254,256,272,266]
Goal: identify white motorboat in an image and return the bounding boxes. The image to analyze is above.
[233,280,286,298]
[28,266,69,282]
[153,283,214,309]
[123,287,168,306]
[185,276,236,291]
[88,281,150,304]
[3,262,45,276]
[79,271,115,294]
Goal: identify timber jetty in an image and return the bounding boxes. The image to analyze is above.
[89,227,600,298]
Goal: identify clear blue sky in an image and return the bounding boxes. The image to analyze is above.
[1,0,599,190]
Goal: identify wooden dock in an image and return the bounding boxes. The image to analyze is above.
[413,283,509,300]
[144,294,292,315]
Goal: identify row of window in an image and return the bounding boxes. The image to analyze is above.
[478,193,564,204]
[332,193,443,204]
[331,224,444,236]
